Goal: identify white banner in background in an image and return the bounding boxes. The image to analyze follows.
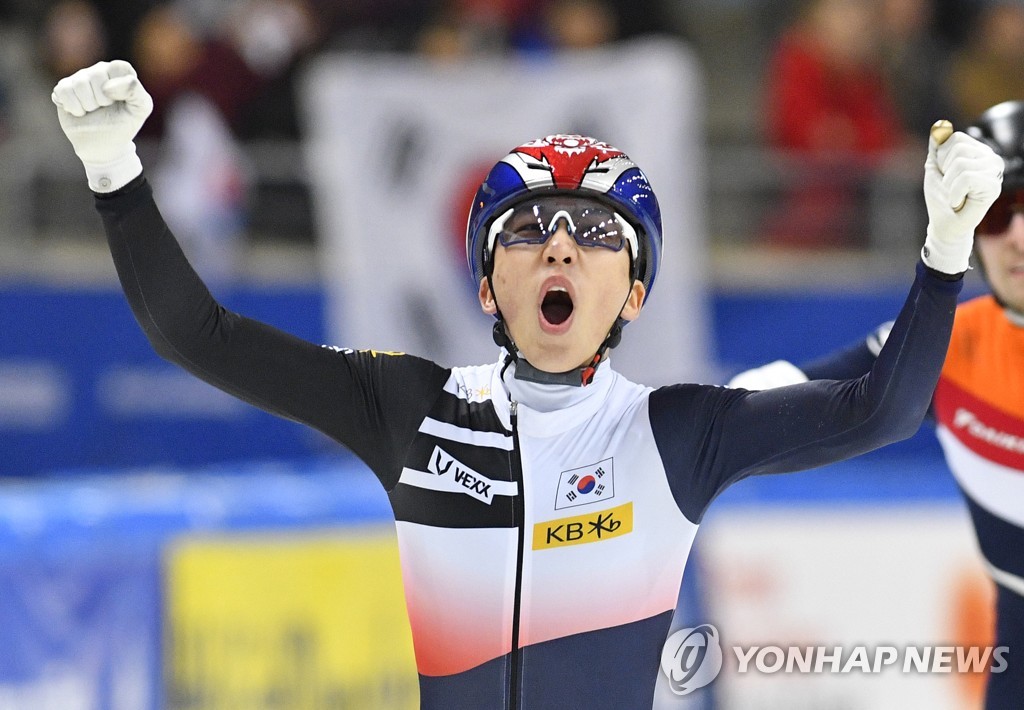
[301,39,710,385]
[695,506,993,710]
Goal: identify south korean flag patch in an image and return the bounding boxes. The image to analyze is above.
[554,458,614,510]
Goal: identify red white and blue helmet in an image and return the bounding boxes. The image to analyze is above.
[466,135,663,302]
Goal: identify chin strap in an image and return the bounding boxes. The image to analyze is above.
[486,253,635,387]
[492,317,624,387]
[581,320,623,385]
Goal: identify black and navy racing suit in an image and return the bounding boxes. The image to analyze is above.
[96,176,963,709]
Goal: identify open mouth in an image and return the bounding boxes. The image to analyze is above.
[541,287,574,325]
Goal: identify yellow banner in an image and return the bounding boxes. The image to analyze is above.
[532,502,634,550]
[165,527,418,709]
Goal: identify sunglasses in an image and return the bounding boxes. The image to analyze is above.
[486,196,638,260]
[977,188,1024,236]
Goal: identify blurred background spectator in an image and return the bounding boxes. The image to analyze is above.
[0,0,110,146]
[541,0,619,50]
[128,1,319,278]
[39,0,107,82]
[878,0,955,136]
[949,0,1024,125]
[133,1,317,141]
[760,0,905,249]
[415,0,523,59]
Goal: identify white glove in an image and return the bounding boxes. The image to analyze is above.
[726,360,808,391]
[922,128,1004,274]
[51,60,153,193]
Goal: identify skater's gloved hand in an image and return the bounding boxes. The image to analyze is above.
[52,60,153,193]
[922,122,1003,274]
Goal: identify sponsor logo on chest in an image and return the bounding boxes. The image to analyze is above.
[953,407,1024,455]
[533,502,633,550]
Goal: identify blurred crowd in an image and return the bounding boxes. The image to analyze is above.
[2,0,1024,252]
[0,0,672,275]
[760,0,1024,247]
[0,0,671,143]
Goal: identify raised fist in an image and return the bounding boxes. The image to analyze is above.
[52,60,153,192]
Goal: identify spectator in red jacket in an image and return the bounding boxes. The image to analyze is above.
[762,0,906,248]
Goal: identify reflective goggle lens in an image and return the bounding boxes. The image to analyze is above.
[486,197,638,259]
[977,188,1024,236]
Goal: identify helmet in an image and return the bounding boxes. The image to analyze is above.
[966,101,1024,190]
[966,101,1024,316]
[465,135,663,301]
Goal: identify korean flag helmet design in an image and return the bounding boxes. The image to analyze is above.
[466,135,664,302]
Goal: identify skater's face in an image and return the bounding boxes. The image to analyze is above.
[976,192,1024,314]
[479,207,644,373]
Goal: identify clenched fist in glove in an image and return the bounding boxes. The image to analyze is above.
[922,123,1004,274]
[51,60,153,193]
